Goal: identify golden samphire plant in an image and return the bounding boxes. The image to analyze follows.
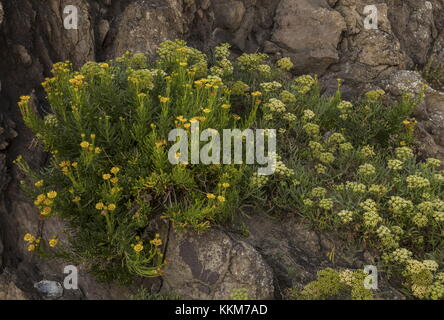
[16,40,443,299]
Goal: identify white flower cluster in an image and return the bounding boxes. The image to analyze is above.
[283,112,297,122]
[265,98,286,113]
[273,160,295,177]
[338,210,354,224]
[260,81,282,92]
[250,173,269,188]
[391,248,413,264]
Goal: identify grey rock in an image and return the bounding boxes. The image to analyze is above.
[271,0,346,74]
[14,45,32,66]
[34,280,63,299]
[98,19,110,45]
[112,0,188,58]
[162,227,274,299]
[0,1,3,26]
[0,271,27,300]
[213,0,245,32]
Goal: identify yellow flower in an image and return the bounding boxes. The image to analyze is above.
[103,173,111,180]
[72,196,81,203]
[155,140,167,148]
[36,194,46,203]
[80,141,90,148]
[41,207,52,216]
[27,244,36,252]
[137,93,147,98]
[221,104,231,109]
[99,63,109,69]
[179,62,188,67]
[111,167,120,174]
[23,233,35,243]
[217,196,226,202]
[95,202,104,210]
[48,239,58,247]
[222,183,230,188]
[107,204,116,211]
[159,96,170,103]
[207,193,216,199]
[176,115,187,122]
[71,162,78,168]
[233,114,241,120]
[44,199,53,206]
[34,180,44,187]
[251,91,262,97]
[47,191,57,199]
[110,177,119,184]
[18,95,31,106]
[150,238,163,246]
[95,147,101,154]
[202,108,212,114]
[183,123,191,129]
[133,243,144,252]
[59,160,71,167]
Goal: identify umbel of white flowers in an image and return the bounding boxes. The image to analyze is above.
[168,121,277,175]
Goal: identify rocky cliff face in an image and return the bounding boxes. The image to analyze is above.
[0,0,443,299]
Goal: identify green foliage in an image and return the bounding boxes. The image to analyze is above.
[289,268,374,300]
[230,288,250,300]
[422,56,444,91]
[16,40,443,299]
[130,288,181,300]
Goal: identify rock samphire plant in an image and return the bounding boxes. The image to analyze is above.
[17,40,444,299]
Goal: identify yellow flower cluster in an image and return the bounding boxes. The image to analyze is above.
[34,191,57,216]
[293,75,316,94]
[206,193,226,203]
[387,159,403,170]
[337,100,353,120]
[338,210,354,224]
[395,146,414,161]
[265,98,286,113]
[376,226,399,249]
[302,109,315,122]
[365,89,385,102]
[149,234,163,247]
[18,95,31,108]
[280,90,296,104]
[303,123,320,137]
[23,233,40,251]
[80,134,101,154]
[68,74,85,87]
[311,187,327,198]
[318,198,334,210]
[368,184,388,197]
[250,173,269,188]
[360,145,376,158]
[59,160,78,175]
[260,81,282,92]
[274,160,295,177]
[283,112,297,122]
[363,210,382,228]
[389,196,413,215]
[95,202,116,212]
[406,175,430,189]
[358,163,376,176]
[276,57,294,71]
